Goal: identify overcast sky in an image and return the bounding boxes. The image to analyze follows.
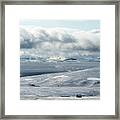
[20,19,100,31]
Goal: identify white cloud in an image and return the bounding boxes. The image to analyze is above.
[20,27,100,57]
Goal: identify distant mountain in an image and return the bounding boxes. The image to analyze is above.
[63,58,77,61]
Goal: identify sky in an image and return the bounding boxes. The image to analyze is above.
[20,20,100,57]
[20,19,100,31]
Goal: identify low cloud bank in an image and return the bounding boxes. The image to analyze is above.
[20,27,100,56]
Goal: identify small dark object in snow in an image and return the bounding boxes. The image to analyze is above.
[29,83,35,86]
[94,81,100,85]
[76,94,82,98]
[29,83,39,87]
[61,95,70,97]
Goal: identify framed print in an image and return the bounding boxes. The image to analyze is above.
[0,0,119,119]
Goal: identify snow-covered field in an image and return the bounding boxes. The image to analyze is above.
[20,61,100,100]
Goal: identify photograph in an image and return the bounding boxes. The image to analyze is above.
[2,1,118,118]
[20,20,100,100]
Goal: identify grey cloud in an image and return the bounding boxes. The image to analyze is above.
[20,27,100,53]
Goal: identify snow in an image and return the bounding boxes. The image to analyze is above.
[87,77,100,81]
[20,62,100,100]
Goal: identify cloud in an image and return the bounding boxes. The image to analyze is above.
[20,27,100,56]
